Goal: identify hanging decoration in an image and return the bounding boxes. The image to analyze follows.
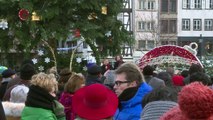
[32,49,52,72]
[18,9,30,21]
[74,29,81,37]
[44,57,50,63]
[31,12,41,21]
[83,66,87,71]
[101,6,107,15]
[105,31,112,37]
[76,57,82,63]
[32,58,38,64]
[38,50,44,56]
[88,12,98,20]
[0,19,8,30]
[38,66,44,72]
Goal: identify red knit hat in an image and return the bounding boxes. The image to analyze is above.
[172,75,184,86]
[160,82,213,120]
[72,83,118,120]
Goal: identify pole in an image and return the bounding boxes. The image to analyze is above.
[199,34,203,60]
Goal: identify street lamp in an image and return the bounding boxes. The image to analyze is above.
[199,34,203,60]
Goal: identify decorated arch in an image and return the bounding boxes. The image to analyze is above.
[139,45,203,70]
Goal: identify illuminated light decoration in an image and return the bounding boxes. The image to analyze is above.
[37,50,44,56]
[105,31,111,37]
[88,12,97,20]
[38,66,44,71]
[101,6,107,15]
[76,57,82,63]
[32,12,40,21]
[0,19,8,30]
[18,9,29,21]
[32,58,38,64]
[139,45,203,70]
[44,57,50,63]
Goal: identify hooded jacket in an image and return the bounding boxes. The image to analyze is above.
[113,82,152,120]
[2,101,24,120]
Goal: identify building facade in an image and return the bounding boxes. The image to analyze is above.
[177,0,213,57]
[134,0,178,50]
[134,0,159,51]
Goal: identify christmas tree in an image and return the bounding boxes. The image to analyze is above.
[0,0,133,67]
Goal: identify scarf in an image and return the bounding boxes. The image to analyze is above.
[25,85,56,111]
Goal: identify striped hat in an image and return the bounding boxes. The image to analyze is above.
[141,101,177,120]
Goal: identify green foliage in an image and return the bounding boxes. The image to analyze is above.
[0,0,133,71]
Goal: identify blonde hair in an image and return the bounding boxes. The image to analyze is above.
[31,72,58,93]
[64,74,85,93]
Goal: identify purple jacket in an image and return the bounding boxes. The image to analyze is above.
[59,92,75,120]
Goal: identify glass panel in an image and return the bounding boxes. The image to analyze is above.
[160,20,168,33]
[161,0,168,12]
[169,20,177,33]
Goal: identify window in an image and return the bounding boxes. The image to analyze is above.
[183,0,191,9]
[193,19,202,31]
[194,0,202,9]
[161,20,169,33]
[67,41,77,48]
[205,19,213,31]
[210,0,213,9]
[147,1,155,10]
[161,0,177,13]
[83,42,87,48]
[161,0,169,12]
[138,21,155,31]
[147,21,155,31]
[147,41,155,49]
[169,20,177,33]
[139,0,155,10]
[160,19,177,33]
[170,0,177,12]
[182,19,190,30]
[139,0,145,10]
[161,41,168,45]
[138,40,146,49]
[138,21,145,31]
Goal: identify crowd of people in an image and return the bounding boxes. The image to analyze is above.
[0,54,213,120]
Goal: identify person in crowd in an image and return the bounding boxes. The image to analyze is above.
[189,72,212,86]
[113,55,124,70]
[141,87,178,120]
[113,63,152,120]
[166,67,174,77]
[180,70,189,78]
[59,74,85,120]
[157,72,173,87]
[160,82,213,120]
[57,68,72,99]
[2,85,29,120]
[0,100,6,120]
[172,75,184,86]
[3,63,36,101]
[142,65,165,89]
[0,68,16,100]
[46,66,58,77]
[0,66,8,83]
[6,59,35,89]
[103,70,115,90]
[21,73,65,120]
[183,63,203,85]
[72,83,118,120]
[101,59,112,75]
[85,64,104,86]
